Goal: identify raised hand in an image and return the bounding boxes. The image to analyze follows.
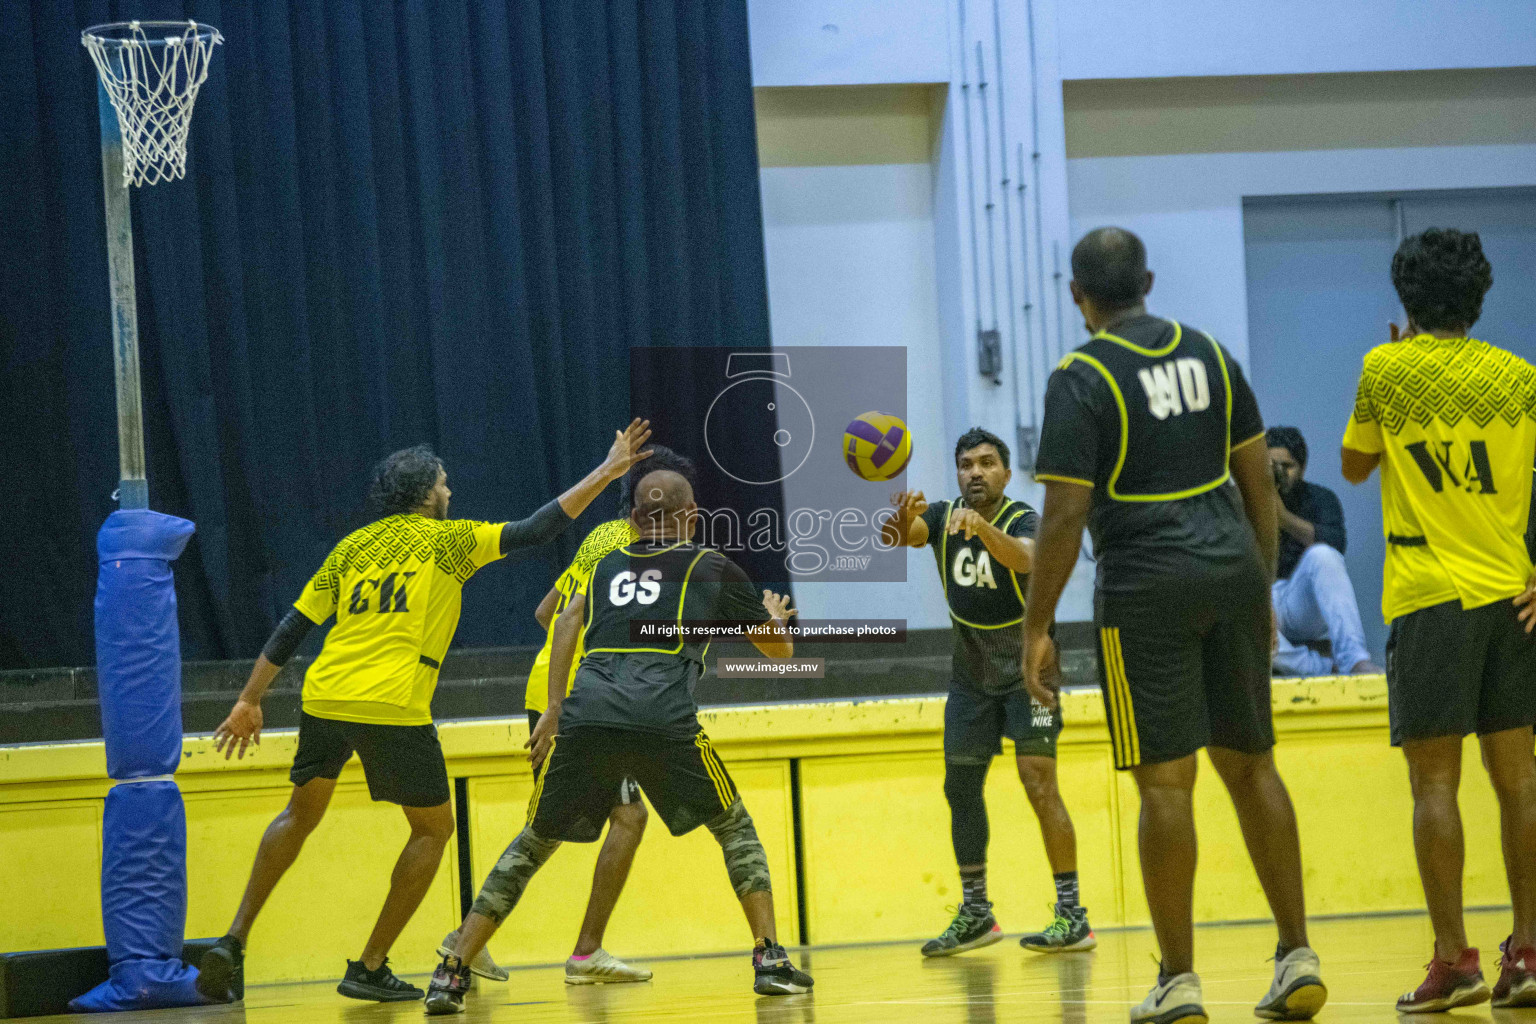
[890,490,928,522]
[603,418,654,480]
[213,699,263,760]
[948,507,986,540]
[761,590,797,622]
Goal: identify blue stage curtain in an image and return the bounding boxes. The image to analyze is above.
[0,0,771,667]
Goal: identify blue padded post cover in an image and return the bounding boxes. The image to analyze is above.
[72,509,206,1012]
[94,509,195,779]
[69,782,203,1011]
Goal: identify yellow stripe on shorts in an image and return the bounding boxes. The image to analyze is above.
[705,740,737,808]
[1102,627,1140,768]
[1099,628,1125,766]
[525,737,555,824]
[695,732,733,809]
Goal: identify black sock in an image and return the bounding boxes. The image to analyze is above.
[1276,942,1296,961]
[960,866,989,911]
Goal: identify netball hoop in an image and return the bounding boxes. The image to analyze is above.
[82,20,222,187]
[80,20,221,509]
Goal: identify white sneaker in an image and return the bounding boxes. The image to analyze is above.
[564,948,653,985]
[1256,947,1327,1020]
[438,930,509,982]
[1130,971,1206,1024]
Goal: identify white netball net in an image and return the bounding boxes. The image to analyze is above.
[82,21,223,187]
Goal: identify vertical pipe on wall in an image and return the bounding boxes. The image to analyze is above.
[1017,144,1038,422]
[1024,0,1051,366]
[991,0,1032,464]
[976,43,999,334]
[957,0,985,351]
[1052,240,1067,358]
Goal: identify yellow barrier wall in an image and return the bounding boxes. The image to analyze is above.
[0,677,1513,985]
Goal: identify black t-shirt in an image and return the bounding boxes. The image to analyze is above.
[920,497,1038,694]
[561,541,770,737]
[1034,315,1267,594]
[1277,480,1346,580]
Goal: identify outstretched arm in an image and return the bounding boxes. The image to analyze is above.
[881,490,930,548]
[500,419,654,555]
[1022,482,1092,709]
[747,591,796,659]
[213,609,320,760]
[947,508,1034,573]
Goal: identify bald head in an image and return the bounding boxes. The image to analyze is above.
[631,469,695,538]
[1071,227,1150,311]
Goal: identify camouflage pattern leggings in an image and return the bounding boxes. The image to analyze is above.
[469,798,770,924]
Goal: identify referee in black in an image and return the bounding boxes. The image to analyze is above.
[1022,228,1326,1024]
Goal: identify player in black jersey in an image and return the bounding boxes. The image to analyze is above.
[885,429,1094,957]
[424,470,812,1013]
[1023,228,1325,1023]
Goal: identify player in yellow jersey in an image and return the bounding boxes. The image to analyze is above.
[1341,229,1536,1012]
[508,445,696,985]
[192,421,652,1005]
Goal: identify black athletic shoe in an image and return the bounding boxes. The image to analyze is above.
[753,941,813,995]
[424,954,472,1015]
[921,904,1004,957]
[336,957,424,1002]
[1019,903,1097,953]
[195,935,245,1003]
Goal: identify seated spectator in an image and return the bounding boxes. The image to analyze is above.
[1267,426,1382,676]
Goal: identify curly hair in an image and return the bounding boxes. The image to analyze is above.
[954,427,1010,468]
[618,444,697,514]
[1390,228,1493,334]
[368,444,444,516]
[1265,425,1307,469]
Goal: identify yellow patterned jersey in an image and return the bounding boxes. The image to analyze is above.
[1343,335,1536,621]
[293,514,505,725]
[524,518,638,714]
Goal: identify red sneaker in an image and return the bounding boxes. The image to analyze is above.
[1493,937,1536,1008]
[1396,947,1489,1013]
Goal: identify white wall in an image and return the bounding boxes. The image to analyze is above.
[1056,0,1536,81]
[748,0,949,87]
[760,162,953,628]
[1066,144,1536,366]
[747,0,1536,89]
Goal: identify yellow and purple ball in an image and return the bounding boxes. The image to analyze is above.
[843,411,912,481]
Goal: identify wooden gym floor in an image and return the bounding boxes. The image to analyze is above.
[32,908,1518,1023]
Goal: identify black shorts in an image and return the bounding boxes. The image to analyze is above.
[944,685,1061,764]
[290,711,450,807]
[1386,597,1536,746]
[527,726,737,843]
[525,711,640,805]
[1096,574,1274,770]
